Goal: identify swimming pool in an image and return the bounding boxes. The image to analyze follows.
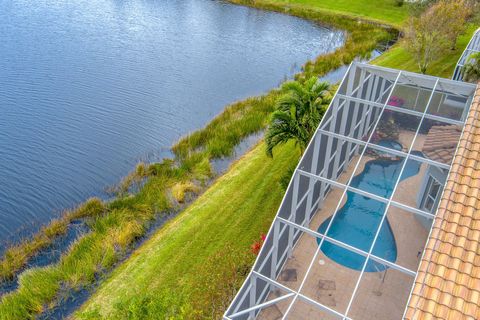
[377,139,403,152]
[317,145,422,272]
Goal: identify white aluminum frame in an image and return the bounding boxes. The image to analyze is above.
[223,63,476,320]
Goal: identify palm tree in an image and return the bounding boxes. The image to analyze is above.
[266,77,331,157]
[462,52,480,83]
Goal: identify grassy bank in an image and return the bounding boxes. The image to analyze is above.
[77,141,299,319]
[70,1,403,319]
[373,24,478,77]
[263,0,477,78]
[240,0,409,27]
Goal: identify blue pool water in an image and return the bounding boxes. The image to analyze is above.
[318,146,422,272]
[377,139,403,152]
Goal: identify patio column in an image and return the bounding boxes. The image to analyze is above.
[304,133,321,225]
[249,275,257,319]
[365,77,387,137]
[360,75,380,140]
[287,173,299,257]
[331,96,352,180]
[344,69,367,165]
[270,219,280,279]
[318,98,339,209]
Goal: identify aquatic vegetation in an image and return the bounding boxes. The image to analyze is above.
[0,198,105,282]
[69,198,106,220]
[172,93,280,160]
[77,141,299,319]
[171,181,201,203]
[0,225,63,282]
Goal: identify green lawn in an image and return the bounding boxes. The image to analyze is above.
[373,24,478,78]
[264,0,409,27]
[76,141,300,319]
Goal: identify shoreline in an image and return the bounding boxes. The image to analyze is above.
[226,0,400,28]
[0,2,395,318]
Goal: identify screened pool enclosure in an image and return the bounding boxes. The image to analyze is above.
[224,63,476,320]
[453,28,480,81]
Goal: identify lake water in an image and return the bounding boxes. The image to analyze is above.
[0,0,344,245]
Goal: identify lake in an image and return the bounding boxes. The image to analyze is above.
[0,0,344,245]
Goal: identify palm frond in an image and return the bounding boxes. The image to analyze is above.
[266,77,333,157]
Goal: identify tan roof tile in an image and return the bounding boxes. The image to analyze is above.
[405,84,480,320]
[422,125,462,164]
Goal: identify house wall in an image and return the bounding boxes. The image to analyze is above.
[416,165,448,230]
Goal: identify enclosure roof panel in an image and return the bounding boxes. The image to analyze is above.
[224,63,477,320]
[453,28,480,82]
[405,84,480,320]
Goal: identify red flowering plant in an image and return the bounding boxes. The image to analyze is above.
[387,96,405,107]
[251,234,266,255]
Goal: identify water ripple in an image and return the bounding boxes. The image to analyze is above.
[0,0,344,248]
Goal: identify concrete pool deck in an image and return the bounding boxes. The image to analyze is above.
[258,130,431,320]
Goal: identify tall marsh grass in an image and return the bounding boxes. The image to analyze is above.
[0,197,104,282]
[172,93,280,159]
